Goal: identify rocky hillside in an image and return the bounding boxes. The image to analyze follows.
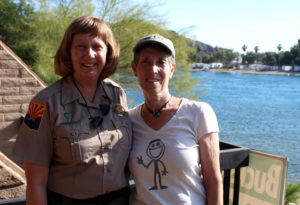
[189,40,215,55]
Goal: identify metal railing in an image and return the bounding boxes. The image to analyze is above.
[0,197,25,205]
[220,141,250,205]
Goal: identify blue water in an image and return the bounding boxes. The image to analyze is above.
[121,70,300,182]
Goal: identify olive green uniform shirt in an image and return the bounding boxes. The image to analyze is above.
[13,76,132,199]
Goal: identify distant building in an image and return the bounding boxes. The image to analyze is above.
[209,62,223,69]
[192,63,210,70]
[294,66,300,72]
[281,65,293,71]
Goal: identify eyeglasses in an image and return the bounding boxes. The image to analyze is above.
[89,104,110,128]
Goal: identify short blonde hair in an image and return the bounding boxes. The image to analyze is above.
[54,16,119,80]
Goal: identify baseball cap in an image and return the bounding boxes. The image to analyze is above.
[133,34,175,58]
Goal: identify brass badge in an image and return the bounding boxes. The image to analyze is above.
[113,104,126,116]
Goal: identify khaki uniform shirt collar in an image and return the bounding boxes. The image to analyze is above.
[99,80,113,103]
[61,76,113,107]
[61,76,79,105]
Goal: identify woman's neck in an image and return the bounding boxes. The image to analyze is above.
[144,91,171,110]
[73,76,98,102]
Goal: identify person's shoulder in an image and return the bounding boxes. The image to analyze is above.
[128,104,142,119]
[181,98,209,107]
[103,78,122,89]
[181,98,213,110]
[129,105,140,114]
[32,78,63,104]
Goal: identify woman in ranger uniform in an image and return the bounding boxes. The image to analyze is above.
[13,16,132,205]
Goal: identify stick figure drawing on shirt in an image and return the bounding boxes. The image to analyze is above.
[137,139,168,190]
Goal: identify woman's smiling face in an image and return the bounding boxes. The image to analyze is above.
[71,33,107,82]
[132,46,175,96]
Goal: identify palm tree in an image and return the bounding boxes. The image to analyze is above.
[277,44,282,71]
[242,45,247,65]
[242,44,247,53]
[254,46,259,69]
[254,46,259,54]
[277,44,282,52]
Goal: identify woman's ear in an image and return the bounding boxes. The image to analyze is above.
[131,61,138,77]
[169,63,176,78]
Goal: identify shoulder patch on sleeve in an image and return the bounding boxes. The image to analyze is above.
[24,102,46,131]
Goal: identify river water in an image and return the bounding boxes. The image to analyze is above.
[119,69,300,182]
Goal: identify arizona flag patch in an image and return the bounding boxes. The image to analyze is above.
[24,102,46,131]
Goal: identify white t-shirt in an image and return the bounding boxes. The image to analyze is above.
[128,98,219,205]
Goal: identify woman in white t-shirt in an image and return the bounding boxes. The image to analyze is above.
[128,34,223,205]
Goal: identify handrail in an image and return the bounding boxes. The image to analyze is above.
[220,141,250,205]
[0,197,26,205]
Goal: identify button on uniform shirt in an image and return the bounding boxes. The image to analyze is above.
[13,76,132,199]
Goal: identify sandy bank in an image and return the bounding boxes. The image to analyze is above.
[192,68,300,76]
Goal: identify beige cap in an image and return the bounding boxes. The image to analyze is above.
[133,34,175,57]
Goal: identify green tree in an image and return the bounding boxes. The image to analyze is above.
[196,44,202,53]
[262,52,277,66]
[222,49,239,67]
[93,0,164,70]
[112,19,164,70]
[29,0,181,84]
[202,53,214,64]
[201,48,238,66]
[285,182,300,205]
[29,0,95,84]
[3,0,195,88]
[290,45,300,65]
[243,52,256,64]
[95,0,193,70]
[280,51,293,65]
[189,51,201,63]
[187,42,202,63]
[167,31,194,68]
[0,0,38,66]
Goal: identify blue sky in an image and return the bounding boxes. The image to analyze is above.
[145,0,300,53]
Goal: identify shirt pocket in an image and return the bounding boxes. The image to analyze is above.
[68,128,98,162]
[111,118,132,150]
[54,125,99,163]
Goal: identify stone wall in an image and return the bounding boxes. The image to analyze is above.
[0,40,46,166]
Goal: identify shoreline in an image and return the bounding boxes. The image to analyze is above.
[192,68,300,76]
